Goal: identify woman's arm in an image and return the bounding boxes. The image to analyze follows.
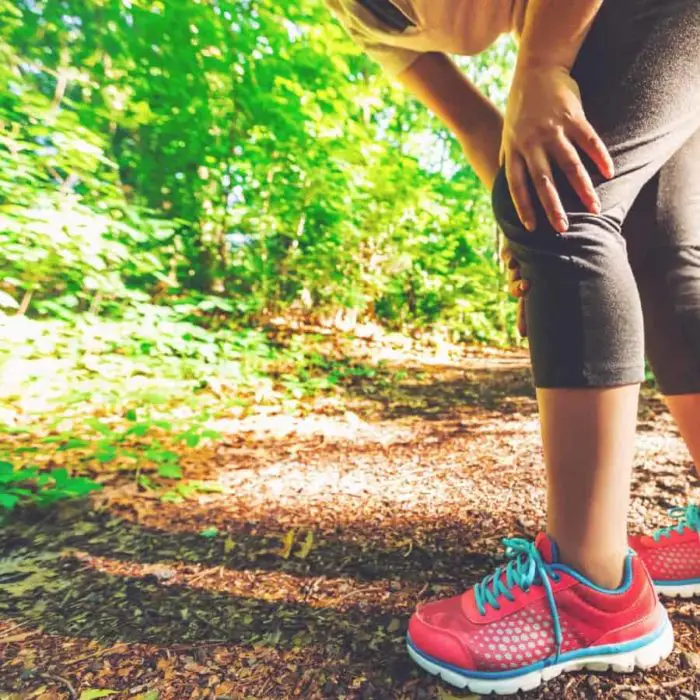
[397,53,528,336]
[518,0,602,70]
[503,0,614,232]
[397,52,502,188]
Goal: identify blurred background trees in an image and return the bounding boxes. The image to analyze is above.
[0,0,518,511]
[0,0,516,341]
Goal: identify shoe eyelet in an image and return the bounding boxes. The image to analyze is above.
[551,574,561,583]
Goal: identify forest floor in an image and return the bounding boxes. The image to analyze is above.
[2,335,700,700]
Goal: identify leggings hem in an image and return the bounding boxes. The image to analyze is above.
[533,365,645,390]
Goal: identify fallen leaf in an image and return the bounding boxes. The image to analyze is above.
[184,662,210,674]
[200,527,219,538]
[134,692,159,700]
[437,688,480,700]
[279,528,296,559]
[680,651,700,672]
[156,658,172,672]
[224,536,235,553]
[387,618,401,634]
[79,690,118,700]
[295,530,314,559]
[0,631,34,644]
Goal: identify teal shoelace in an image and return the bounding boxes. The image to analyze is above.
[474,538,563,660]
[652,504,700,541]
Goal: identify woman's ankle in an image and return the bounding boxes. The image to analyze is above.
[553,539,627,589]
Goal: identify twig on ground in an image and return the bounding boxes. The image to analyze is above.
[0,620,33,641]
[168,640,228,649]
[38,673,77,699]
[562,677,578,695]
[416,582,430,598]
[62,642,127,667]
[615,676,692,693]
[335,585,384,603]
[188,566,224,584]
[0,631,36,644]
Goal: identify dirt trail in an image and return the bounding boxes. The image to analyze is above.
[1,345,699,699]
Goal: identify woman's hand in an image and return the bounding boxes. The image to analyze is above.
[501,243,528,337]
[502,65,614,233]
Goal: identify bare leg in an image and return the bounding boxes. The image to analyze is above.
[665,395,700,475]
[492,1,700,591]
[540,385,640,589]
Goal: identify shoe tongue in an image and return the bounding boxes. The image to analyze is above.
[535,532,560,564]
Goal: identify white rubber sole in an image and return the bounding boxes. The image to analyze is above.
[656,581,700,599]
[406,614,674,696]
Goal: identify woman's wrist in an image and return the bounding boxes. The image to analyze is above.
[456,117,502,189]
[516,50,575,73]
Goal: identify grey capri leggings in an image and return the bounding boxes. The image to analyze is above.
[492,0,700,394]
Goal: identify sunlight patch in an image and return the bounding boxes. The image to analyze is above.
[69,551,409,610]
[212,412,413,444]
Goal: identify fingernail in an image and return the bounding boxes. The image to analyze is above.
[558,217,569,232]
[592,199,601,214]
[525,220,535,232]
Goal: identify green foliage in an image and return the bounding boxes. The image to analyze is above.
[0,307,408,516]
[0,0,520,515]
[0,0,517,341]
[78,691,118,700]
[0,460,102,513]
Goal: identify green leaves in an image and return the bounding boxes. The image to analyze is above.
[85,419,115,437]
[0,0,520,537]
[0,462,102,512]
[58,438,91,451]
[157,463,182,479]
[0,0,515,344]
[79,690,118,700]
[0,493,20,509]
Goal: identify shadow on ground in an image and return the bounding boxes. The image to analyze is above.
[1,348,698,699]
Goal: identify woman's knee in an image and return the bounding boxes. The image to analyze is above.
[491,166,566,253]
[491,165,630,275]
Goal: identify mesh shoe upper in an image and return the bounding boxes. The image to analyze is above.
[630,505,700,582]
[408,533,664,674]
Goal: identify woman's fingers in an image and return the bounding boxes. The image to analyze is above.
[526,150,569,233]
[507,265,529,297]
[500,244,512,265]
[552,137,600,214]
[509,278,529,298]
[501,243,528,333]
[570,117,615,180]
[501,244,528,297]
[505,152,536,232]
[501,245,520,270]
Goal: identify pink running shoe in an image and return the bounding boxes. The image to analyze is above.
[630,504,700,598]
[406,534,673,695]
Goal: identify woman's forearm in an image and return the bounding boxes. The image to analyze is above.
[517,0,603,71]
[458,110,503,189]
[398,52,502,187]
